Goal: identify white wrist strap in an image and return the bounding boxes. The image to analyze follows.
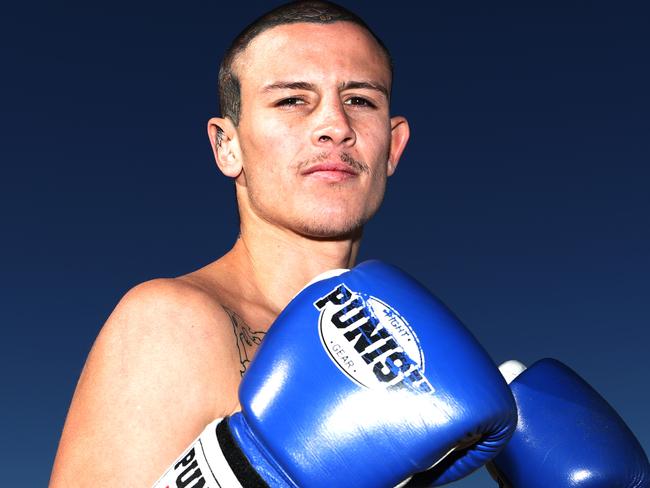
[498,360,527,385]
[152,418,243,488]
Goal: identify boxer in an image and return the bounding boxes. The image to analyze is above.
[51,2,414,485]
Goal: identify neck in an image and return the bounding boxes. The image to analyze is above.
[226,211,362,316]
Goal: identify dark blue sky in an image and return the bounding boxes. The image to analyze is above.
[1,1,648,486]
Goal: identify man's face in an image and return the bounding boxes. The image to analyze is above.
[229,21,408,238]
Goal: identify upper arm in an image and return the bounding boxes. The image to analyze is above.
[50,279,240,487]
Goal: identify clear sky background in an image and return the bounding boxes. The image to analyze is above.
[1,1,648,486]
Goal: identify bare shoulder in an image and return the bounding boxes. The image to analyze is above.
[101,277,238,364]
[50,277,242,487]
[93,277,242,404]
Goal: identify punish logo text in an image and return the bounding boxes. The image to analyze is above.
[170,447,211,488]
[314,284,434,394]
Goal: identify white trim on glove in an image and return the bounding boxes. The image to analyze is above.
[152,418,243,488]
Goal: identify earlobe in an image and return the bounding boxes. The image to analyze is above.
[207,117,242,178]
[387,116,410,177]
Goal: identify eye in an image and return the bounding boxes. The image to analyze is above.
[344,97,376,108]
[275,97,306,107]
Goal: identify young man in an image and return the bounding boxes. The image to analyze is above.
[50,2,410,486]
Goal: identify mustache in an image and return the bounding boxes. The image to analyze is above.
[298,152,370,174]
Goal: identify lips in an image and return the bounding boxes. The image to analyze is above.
[301,162,359,177]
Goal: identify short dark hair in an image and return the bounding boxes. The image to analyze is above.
[217,1,393,126]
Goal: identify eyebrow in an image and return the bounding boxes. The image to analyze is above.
[340,81,389,99]
[262,80,389,99]
[263,81,316,92]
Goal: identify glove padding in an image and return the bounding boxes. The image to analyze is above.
[488,358,650,488]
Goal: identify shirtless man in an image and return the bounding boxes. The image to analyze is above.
[50,2,410,486]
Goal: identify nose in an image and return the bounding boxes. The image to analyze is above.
[311,99,356,148]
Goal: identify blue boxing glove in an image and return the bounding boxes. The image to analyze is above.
[154,261,517,488]
[487,358,650,488]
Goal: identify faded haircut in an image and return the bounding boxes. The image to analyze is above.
[217,0,393,126]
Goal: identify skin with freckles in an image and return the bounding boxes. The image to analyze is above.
[50,19,409,487]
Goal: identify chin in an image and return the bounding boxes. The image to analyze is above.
[296,224,364,241]
[293,209,372,240]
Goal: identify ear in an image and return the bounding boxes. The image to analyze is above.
[207,117,242,178]
[387,116,410,176]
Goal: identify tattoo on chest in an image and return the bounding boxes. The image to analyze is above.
[222,306,266,377]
